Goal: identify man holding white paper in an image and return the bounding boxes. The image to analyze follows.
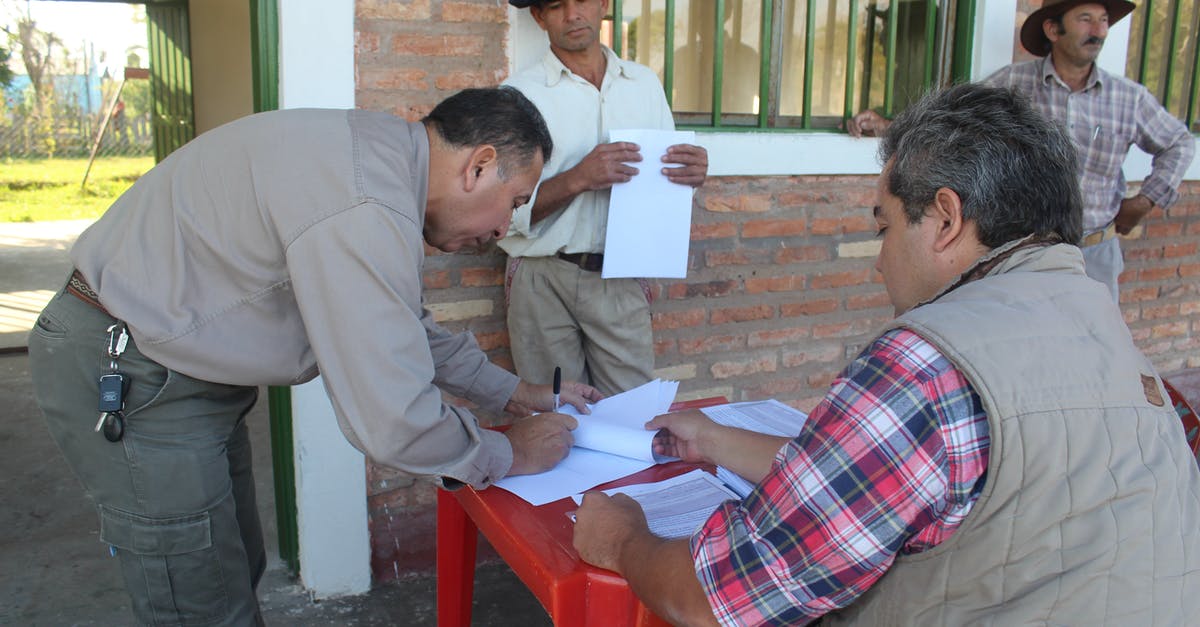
[502,0,708,396]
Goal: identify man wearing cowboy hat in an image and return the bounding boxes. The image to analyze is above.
[848,1,1194,302]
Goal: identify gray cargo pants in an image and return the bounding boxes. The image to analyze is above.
[28,285,265,626]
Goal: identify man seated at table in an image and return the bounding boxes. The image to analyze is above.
[572,83,1200,626]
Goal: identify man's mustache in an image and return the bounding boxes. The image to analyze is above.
[1085,36,1104,46]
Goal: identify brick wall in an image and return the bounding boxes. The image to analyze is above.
[355,0,1200,584]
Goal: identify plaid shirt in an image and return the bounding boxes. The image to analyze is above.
[984,55,1194,232]
[691,329,989,626]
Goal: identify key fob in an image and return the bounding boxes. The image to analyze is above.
[102,412,125,443]
[99,373,126,413]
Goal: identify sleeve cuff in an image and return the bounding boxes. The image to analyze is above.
[438,427,513,490]
[1138,178,1180,210]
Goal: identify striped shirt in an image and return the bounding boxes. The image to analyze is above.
[691,329,990,626]
[984,55,1194,233]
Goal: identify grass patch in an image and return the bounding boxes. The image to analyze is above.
[0,156,155,222]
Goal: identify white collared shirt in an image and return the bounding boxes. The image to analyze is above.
[500,46,675,257]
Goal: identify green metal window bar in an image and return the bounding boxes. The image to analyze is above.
[1130,0,1200,131]
[608,0,969,132]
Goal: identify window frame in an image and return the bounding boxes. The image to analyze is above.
[603,0,976,132]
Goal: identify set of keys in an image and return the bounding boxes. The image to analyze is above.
[95,323,130,443]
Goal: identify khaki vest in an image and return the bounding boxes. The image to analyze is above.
[825,244,1200,626]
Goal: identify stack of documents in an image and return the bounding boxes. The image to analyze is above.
[493,387,813,542]
[569,470,740,539]
[492,379,679,506]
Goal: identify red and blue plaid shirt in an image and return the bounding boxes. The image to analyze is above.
[691,328,990,626]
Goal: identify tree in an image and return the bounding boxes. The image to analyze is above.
[0,44,13,88]
[6,11,61,156]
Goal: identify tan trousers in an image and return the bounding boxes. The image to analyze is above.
[507,256,654,396]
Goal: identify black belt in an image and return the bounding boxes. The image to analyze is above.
[66,269,111,316]
[556,252,604,272]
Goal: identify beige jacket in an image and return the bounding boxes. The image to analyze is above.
[825,242,1200,625]
[72,109,517,488]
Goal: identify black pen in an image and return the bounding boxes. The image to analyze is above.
[553,366,562,410]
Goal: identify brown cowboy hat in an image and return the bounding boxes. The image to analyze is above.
[1020,0,1136,56]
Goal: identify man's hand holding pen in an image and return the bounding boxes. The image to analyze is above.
[502,377,604,477]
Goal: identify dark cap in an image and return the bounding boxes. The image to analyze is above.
[1020,0,1136,57]
[508,0,540,8]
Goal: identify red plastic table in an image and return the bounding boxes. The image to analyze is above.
[436,397,728,627]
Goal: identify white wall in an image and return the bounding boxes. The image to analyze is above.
[278,0,369,600]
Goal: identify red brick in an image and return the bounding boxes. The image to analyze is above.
[807,368,842,389]
[357,0,433,20]
[1144,222,1184,238]
[781,344,842,368]
[809,213,874,236]
[780,298,839,317]
[711,356,778,379]
[1143,303,1181,320]
[747,327,813,348]
[813,318,879,339]
[1164,242,1199,258]
[1120,286,1159,303]
[423,270,451,289]
[774,246,831,264]
[810,268,873,289]
[666,280,740,299]
[1181,300,1200,316]
[847,291,891,311]
[1124,245,1162,261]
[1180,263,1200,277]
[360,67,428,90]
[1139,266,1179,282]
[652,308,707,330]
[1151,321,1189,338]
[691,222,738,240]
[474,330,509,351]
[705,248,774,266]
[678,335,745,355]
[1130,326,1151,341]
[711,304,774,324]
[442,2,506,22]
[704,193,773,213]
[742,218,807,238]
[435,69,506,90]
[460,267,503,287]
[745,275,806,294]
[392,34,484,57]
[356,31,381,54]
[742,377,807,397]
[654,339,677,356]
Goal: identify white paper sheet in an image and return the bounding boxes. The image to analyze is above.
[602,128,697,279]
[491,379,680,506]
[570,469,740,539]
[701,399,809,498]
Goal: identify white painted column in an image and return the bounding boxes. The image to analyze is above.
[277,0,370,599]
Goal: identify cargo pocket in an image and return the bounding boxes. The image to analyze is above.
[100,505,228,625]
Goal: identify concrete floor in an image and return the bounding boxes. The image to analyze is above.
[3,221,1198,625]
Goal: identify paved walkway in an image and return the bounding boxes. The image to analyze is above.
[0,220,91,350]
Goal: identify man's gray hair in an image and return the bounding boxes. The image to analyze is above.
[879,83,1082,247]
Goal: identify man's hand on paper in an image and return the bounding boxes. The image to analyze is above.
[646,409,720,463]
[573,491,655,572]
[505,379,603,416]
[662,144,708,188]
[569,141,643,192]
[505,412,578,476]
